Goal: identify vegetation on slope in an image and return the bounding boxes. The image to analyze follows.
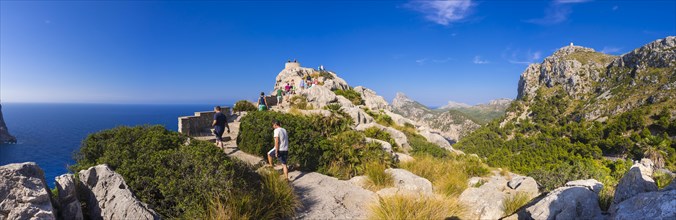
[70,125,298,219]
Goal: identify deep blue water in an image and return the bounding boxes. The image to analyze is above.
[0,103,221,187]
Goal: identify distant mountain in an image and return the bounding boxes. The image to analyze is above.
[433,98,513,125]
[439,101,471,109]
[391,93,481,143]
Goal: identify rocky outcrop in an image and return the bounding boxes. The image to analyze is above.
[564,179,603,194]
[376,169,434,197]
[459,171,539,219]
[342,106,374,126]
[356,123,410,151]
[300,86,337,109]
[291,171,375,219]
[612,159,658,207]
[0,104,17,144]
[520,183,604,220]
[55,174,84,220]
[0,162,55,220]
[610,187,676,220]
[78,165,159,220]
[274,66,349,92]
[613,36,676,69]
[417,127,459,153]
[353,86,391,111]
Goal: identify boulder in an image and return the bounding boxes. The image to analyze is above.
[565,179,603,194]
[395,153,414,164]
[355,123,410,151]
[347,176,369,189]
[353,86,391,111]
[0,104,17,143]
[336,96,355,108]
[610,189,676,220]
[342,106,374,126]
[299,86,337,108]
[291,171,375,219]
[365,138,394,156]
[460,171,539,219]
[520,185,603,220]
[0,162,56,220]
[417,127,462,154]
[382,110,417,127]
[612,159,658,207]
[55,174,84,220]
[376,169,434,197]
[78,165,159,220]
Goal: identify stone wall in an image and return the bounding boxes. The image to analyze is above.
[178,107,230,137]
[285,62,301,69]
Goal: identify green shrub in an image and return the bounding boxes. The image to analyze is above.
[319,131,394,179]
[653,170,674,189]
[289,95,311,110]
[364,127,398,152]
[233,100,257,112]
[70,125,295,219]
[401,155,489,197]
[335,89,364,105]
[403,130,450,158]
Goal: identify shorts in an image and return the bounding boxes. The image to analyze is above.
[213,126,224,141]
[258,104,267,111]
[268,148,288,165]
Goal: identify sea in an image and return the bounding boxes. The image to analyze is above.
[0,103,224,188]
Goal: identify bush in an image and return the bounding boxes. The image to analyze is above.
[501,192,531,216]
[319,131,394,179]
[369,195,464,220]
[335,89,364,106]
[289,95,311,110]
[364,126,398,152]
[401,155,489,197]
[233,100,257,112]
[403,130,450,158]
[70,125,295,219]
[653,170,674,189]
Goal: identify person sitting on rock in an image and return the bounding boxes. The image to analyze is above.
[211,106,230,149]
[267,119,289,180]
[284,83,291,95]
[257,92,269,111]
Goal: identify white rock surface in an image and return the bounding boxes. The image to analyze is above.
[300,86,337,109]
[521,185,603,220]
[565,179,603,194]
[0,162,56,220]
[353,86,391,111]
[459,171,539,219]
[55,174,84,220]
[291,171,375,219]
[355,123,410,151]
[376,168,434,197]
[78,165,159,220]
[612,159,658,207]
[610,188,676,220]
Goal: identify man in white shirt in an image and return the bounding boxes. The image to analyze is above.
[267,119,289,180]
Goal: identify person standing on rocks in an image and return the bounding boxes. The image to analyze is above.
[212,106,230,148]
[276,88,284,106]
[299,79,306,90]
[267,119,289,180]
[257,92,269,111]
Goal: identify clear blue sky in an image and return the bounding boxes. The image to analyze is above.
[1,0,674,106]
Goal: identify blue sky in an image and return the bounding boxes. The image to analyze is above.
[1,0,674,106]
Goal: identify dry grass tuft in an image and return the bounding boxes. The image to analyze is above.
[369,195,464,220]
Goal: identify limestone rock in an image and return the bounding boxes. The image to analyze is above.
[376,169,434,198]
[610,189,676,220]
[353,86,391,111]
[347,176,369,189]
[417,127,458,153]
[336,95,355,108]
[355,123,410,151]
[520,185,603,220]
[395,153,414,163]
[0,162,56,220]
[0,104,16,143]
[612,159,658,206]
[291,171,375,219]
[342,106,374,126]
[565,179,603,194]
[274,66,349,92]
[365,138,394,157]
[299,86,337,109]
[460,171,539,219]
[382,110,417,127]
[55,174,84,220]
[78,165,159,220]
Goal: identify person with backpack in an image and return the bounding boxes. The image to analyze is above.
[211,106,230,149]
[257,92,269,111]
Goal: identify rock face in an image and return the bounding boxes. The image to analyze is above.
[520,183,604,220]
[274,66,349,92]
[610,188,676,220]
[376,169,434,197]
[459,171,539,219]
[55,174,84,220]
[353,86,391,111]
[78,165,159,220]
[356,123,411,151]
[0,104,17,143]
[300,86,337,109]
[612,159,658,206]
[291,171,375,219]
[0,162,55,220]
[564,179,603,194]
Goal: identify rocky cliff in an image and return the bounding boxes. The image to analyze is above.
[0,104,17,143]
[512,36,676,122]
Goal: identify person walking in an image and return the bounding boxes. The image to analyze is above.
[212,106,230,149]
[267,119,289,180]
[276,88,284,105]
[257,92,269,111]
[299,79,306,90]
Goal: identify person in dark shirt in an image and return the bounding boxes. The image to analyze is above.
[212,106,230,148]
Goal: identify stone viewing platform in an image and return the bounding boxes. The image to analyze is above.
[178,106,231,139]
